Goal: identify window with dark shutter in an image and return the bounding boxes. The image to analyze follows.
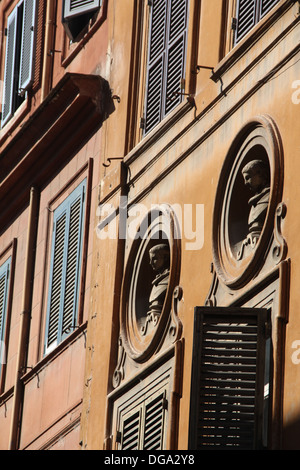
[0,258,11,369]
[234,0,280,45]
[144,0,189,135]
[189,307,271,450]
[44,180,86,354]
[62,0,102,41]
[118,389,167,450]
[1,0,37,127]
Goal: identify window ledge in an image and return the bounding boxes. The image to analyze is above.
[21,321,88,386]
[212,0,298,83]
[124,98,195,166]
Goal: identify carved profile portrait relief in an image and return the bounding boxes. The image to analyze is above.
[212,116,283,288]
[118,205,181,366]
[141,244,170,336]
[237,159,270,260]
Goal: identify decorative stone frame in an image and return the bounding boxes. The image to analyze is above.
[119,205,181,365]
[212,115,284,289]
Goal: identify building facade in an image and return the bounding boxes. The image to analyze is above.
[0,0,299,451]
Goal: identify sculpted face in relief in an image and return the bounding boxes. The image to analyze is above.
[237,159,270,260]
[141,243,170,336]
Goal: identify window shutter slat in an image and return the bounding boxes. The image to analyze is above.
[1,9,18,127]
[260,0,280,17]
[169,0,187,42]
[149,0,167,61]
[189,307,270,450]
[62,196,83,336]
[145,56,164,134]
[19,0,37,93]
[143,392,166,450]
[121,411,141,450]
[165,35,185,114]
[0,259,10,367]
[45,181,86,354]
[144,0,188,135]
[46,212,67,350]
[235,0,256,43]
[64,0,101,20]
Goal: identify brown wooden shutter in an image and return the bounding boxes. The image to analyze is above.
[189,306,271,450]
[143,391,166,450]
[118,389,167,450]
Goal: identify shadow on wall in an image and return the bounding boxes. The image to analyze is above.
[282,416,300,450]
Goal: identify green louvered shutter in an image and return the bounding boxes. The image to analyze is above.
[1,8,18,127]
[189,307,271,450]
[144,0,189,135]
[45,180,86,354]
[0,259,11,367]
[19,0,37,93]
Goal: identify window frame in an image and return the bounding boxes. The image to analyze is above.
[1,0,37,128]
[44,178,87,356]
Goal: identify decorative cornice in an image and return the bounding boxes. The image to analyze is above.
[0,73,113,228]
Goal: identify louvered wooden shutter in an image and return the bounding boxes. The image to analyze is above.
[19,0,37,93]
[144,0,188,134]
[119,390,167,450]
[260,0,280,17]
[235,0,256,43]
[0,259,10,365]
[121,410,141,450]
[164,0,187,115]
[45,181,86,353]
[189,307,270,450]
[143,391,166,449]
[63,0,101,20]
[1,8,18,127]
[234,0,280,44]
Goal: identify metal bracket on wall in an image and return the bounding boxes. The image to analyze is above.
[193,65,225,96]
[103,157,124,167]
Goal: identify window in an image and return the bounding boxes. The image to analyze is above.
[117,387,168,450]
[1,0,37,127]
[0,258,11,370]
[143,0,189,135]
[189,307,271,450]
[234,0,280,44]
[44,180,86,354]
[62,0,102,41]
